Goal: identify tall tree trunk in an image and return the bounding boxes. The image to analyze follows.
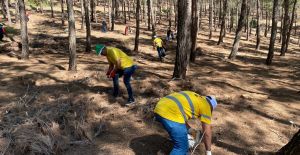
[124,0,127,24]
[134,0,140,51]
[174,0,177,29]
[276,130,300,154]
[1,0,6,19]
[50,0,54,18]
[283,0,297,55]
[67,0,77,71]
[80,0,85,30]
[83,0,91,52]
[190,0,199,62]
[91,0,95,22]
[147,0,151,30]
[228,0,247,60]
[128,0,131,21]
[61,0,65,26]
[264,10,268,37]
[4,0,11,25]
[246,5,250,41]
[18,0,29,59]
[217,0,227,45]
[173,0,192,78]
[109,0,112,26]
[111,0,115,30]
[266,0,279,65]
[15,1,19,22]
[230,8,234,33]
[199,0,202,29]
[280,0,290,56]
[150,0,155,37]
[279,6,283,43]
[255,0,261,50]
[208,0,213,39]
[218,0,222,27]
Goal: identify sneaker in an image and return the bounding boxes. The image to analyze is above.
[125,99,135,106]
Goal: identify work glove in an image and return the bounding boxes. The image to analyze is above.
[107,70,116,78]
[206,151,212,155]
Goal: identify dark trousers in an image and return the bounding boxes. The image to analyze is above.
[113,65,137,101]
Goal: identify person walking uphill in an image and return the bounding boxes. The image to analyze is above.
[153,36,166,61]
[96,45,137,105]
[154,91,217,155]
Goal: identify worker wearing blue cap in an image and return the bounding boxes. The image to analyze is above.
[154,91,217,155]
[96,44,137,105]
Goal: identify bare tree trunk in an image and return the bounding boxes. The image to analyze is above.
[61,0,65,26]
[279,6,283,43]
[173,0,192,78]
[264,10,268,37]
[190,0,199,62]
[128,0,131,21]
[124,0,127,24]
[109,0,112,26]
[67,0,77,71]
[91,0,95,22]
[147,0,151,30]
[4,0,11,25]
[218,0,222,27]
[80,0,85,30]
[228,0,247,60]
[1,0,6,19]
[280,0,290,56]
[255,0,261,50]
[50,0,54,18]
[217,0,227,45]
[230,8,234,33]
[15,1,19,22]
[134,0,140,51]
[246,5,250,40]
[18,0,29,59]
[84,0,91,52]
[208,0,213,39]
[266,0,279,65]
[111,0,115,30]
[283,0,297,55]
[150,0,155,37]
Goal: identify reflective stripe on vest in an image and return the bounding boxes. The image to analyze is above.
[165,92,196,122]
[165,96,188,121]
[179,91,195,119]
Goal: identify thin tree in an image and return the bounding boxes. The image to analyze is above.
[18,0,29,59]
[228,0,247,60]
[67,0,76,70]
[50,0,54,18]
[255,0,261,50]
[80,0,85,30]
[208,0,213,39]
[134,0,141,51]
[283,0,297,56]
[111,0,115,30]
[15,1,19,23]
[217,0,228,45]
[147,0,151,30]
[173,0,192,78]
[1,0,7,19]
[280,0,290,56]
[190,0,199,62]
[4,0,11,25]
[266,0,279,65]
[61,0,65,26]
[83,0,91,52]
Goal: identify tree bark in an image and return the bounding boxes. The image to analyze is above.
[190,0,199,62]
[147,0,151,30]
[217,0,227,45]
[280,0,290,56]
[255,0,261,50]
[109,0,112,26]
[4,0,11,25]
[1,0,6,19]
[264,10,268,37]
[283,0,297,55]
[50,0,54,18]
[208,0,213,39]
[246,5,250,41]
[90,0,95,22]
[111,0,115,30]
[61,0,65,26]
[134,0,140,51]
[83,0,91,52]
[173,0,192,78]
[67,0,77,71]
[266,0,279,65]
[15,1,19,22]
[80,0,85,30]
[228,0,247,60]
[124,0,127,24]
[18,0,29,59]
[276,129,300,155]
[279,6,283,43]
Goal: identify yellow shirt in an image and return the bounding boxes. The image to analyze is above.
[154,91,212,124]
[106,47,134,70]
[153,38,163,47]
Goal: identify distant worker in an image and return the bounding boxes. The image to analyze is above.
[95,44,137,105]
[153,36,166,61]
[166,28,175,41]
[154,91,217,155]
[125,25,132,35]
[101,20,107,33]
[0,23,5,41]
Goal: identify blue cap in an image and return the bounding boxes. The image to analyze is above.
[206,96,217,110]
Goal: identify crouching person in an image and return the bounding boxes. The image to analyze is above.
[154,91,217,155]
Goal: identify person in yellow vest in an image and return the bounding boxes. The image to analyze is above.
[96,44,137,105]
[153,36,166,61]
[154,91,217,155]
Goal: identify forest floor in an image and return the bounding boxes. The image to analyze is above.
[0,6,300,155]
